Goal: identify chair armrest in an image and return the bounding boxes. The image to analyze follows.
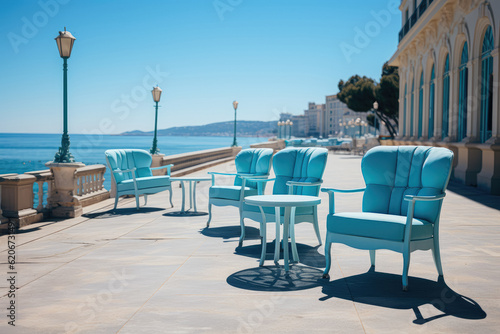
[321,187,366,214]
[111,167,136,174]
[151,164,174,176]
[244,178,276,183]
[402,193,446,243]
[287,181,323,187]
[403,193,446,202]
[207,172,238,176]
[321,187,365,193]
[286,181,323,195]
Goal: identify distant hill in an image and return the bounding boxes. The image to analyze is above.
[120,120,278,137]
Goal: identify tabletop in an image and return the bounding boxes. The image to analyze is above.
[244,194,321,207]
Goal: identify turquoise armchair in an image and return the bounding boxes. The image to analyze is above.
[241,147,328,249]
[322,146,454,290]
[105,149,173,210]
[207,148,273,245]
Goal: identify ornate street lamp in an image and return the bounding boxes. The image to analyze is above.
[289,121,293,139]
[285,119,290,139]
[150,85,162,155]
[53,27,76,163]
[277,121,282,139]
[232,100,239,147]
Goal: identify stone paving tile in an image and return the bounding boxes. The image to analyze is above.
[0,151,498,333]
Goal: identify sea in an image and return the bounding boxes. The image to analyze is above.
[0,133,262,205]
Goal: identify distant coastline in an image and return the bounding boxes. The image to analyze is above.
[120,120,277,137]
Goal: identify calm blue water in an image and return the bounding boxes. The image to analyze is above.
[0,133,261,193]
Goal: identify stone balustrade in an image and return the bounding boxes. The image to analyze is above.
[250,140,286,153]
[25,169,54,216]
[155,146,241,177]
[75,164,109,207]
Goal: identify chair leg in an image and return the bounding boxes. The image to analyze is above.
[113,194,119,210]
[135,195,140,210]
[206,203,212,227]
[168,186,173,208]
[238,207,245,247]
[322,233,332,279]
[432,235,444,277]
[402,250,411,291]
[369,250,376,268]
[144,194,148,206]
[312,206,322,245]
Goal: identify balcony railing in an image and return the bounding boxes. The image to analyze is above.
[398,0,434,42]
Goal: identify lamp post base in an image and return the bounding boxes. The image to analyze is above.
[45,162,85,218]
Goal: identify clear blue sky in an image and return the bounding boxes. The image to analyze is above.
[0,0,401,134]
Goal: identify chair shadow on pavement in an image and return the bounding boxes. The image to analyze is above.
[320,269,486,324]
[200,226,261,241]
[82,207,164,219]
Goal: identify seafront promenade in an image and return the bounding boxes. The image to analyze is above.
[0,151,498,333]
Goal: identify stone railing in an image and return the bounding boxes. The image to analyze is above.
[75,165,109,207]
[25,169,54,215]
[0,165,110,230]
[152,146,241,177]
[250,140,286,153]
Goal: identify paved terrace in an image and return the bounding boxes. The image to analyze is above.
[1,151,499,333]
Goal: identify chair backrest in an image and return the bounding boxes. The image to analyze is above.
[234,148,273,189]
[362,146,454,223]
[105,149,153,183]
[272,147,328,196]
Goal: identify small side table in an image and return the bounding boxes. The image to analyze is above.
[168,177,211,216]
[244,194,321,272]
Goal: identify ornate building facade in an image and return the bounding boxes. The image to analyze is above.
[389,0,499,194]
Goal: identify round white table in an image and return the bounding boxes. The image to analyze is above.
[170,177,211,215]
[244,194,321,272]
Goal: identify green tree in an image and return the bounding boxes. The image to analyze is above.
[337,62,399,138]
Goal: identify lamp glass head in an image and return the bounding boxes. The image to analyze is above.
[233,101,238,109]
[152,86,162,102]
[373,101,379,110]
[55,28,76,58]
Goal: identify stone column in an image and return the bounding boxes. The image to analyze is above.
[0,174,42,228]
[151,154,165,176]
[45,162,85,218]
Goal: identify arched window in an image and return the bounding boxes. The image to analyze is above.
[403,84,407,136]
[429,65,435,138]
[458,42,468,141]
[410,79,414,137]
[442,55,450,139]
[418,72,424,138]
[480,26,494,143]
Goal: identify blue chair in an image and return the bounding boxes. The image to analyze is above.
[207,148,273,245]
[322,146,454,290]
[105,149,173,210]
[241,147,328,250]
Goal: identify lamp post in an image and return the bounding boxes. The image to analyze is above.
[277,121,282,139]
[150,85,162,155]
[355,118,362,138]
[232,100,238,147]
[373,101,379,135]
[46,27,85,219]
[53,27,76,163]
[285,119,290,139]
[289,121,293,139]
